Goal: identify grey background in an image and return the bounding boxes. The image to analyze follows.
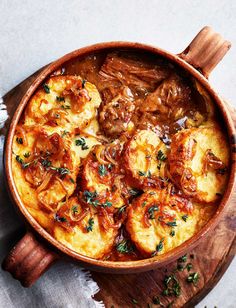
[0,0,235,307]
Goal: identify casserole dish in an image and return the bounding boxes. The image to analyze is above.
[2,26,236,287]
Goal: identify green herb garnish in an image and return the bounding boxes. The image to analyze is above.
[86,218,94,232]
[56,96,65,102]
[43,83,50,93]
[152,238,164,256]
[98,164,108,177]
[157,150,166,161]
[23,152,31,158]
[116,239,134,254]
[54,213,67,223]
[83,190,99,207]
[170,229,175,237]
[15,155,30,169]
[51,166,70,175]
[102,200,112,207]
[75,137,89,150]
[138,170,146,176]
[72,205,78,214]
[182,214,188,222]
[41,159,52,168]
[16,137,23,144]
[61,104,71,109]
[148,206,159,219]
[166,219,177,227]
[118,205,126,214]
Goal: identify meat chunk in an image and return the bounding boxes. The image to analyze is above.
[99,87,135,137]
[140,74,191,115]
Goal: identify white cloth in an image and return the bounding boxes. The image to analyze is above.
[0,97,104,308]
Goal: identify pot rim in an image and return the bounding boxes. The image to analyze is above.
[4,41,236,270]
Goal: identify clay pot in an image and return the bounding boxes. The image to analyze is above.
[2,26,236,287]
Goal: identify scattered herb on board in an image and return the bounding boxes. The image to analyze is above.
[148,206,159,219]
[152,296,161,305]
[178,254,187,263]
[98,164,108,177]
[75,137,89,150]
[54,213,67,223]
[177,263,185,272]
[131,298,138,305]
[187,272,199,285]
[181,214,188,222]
[16,137,23,144]
[86,218,94,232]
[163,274,181,297]
[186,263,193,272]
[157,150,167,161]
[43,83,50,93]
[116,239,134,254]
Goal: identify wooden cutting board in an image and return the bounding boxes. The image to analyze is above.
[2,69,235,308]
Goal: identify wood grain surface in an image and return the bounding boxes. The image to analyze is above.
[2,69,235,308]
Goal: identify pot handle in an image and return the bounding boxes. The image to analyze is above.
[2,231,58,287]
[179,26,231,77]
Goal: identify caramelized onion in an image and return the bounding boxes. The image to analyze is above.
[100,207,121,230]
[36,172,53,193]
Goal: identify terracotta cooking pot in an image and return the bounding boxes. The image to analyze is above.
[2,26,236,287]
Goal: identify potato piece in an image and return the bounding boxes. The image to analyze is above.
[81,143,125,208]
[24,76,101,130]
[13,127,78,212]
[53,198,117,259]
[126,188,215,256]
[124,130,168,188]
[169,123,229,202]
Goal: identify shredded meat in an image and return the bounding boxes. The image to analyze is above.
[99,52,171,94]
